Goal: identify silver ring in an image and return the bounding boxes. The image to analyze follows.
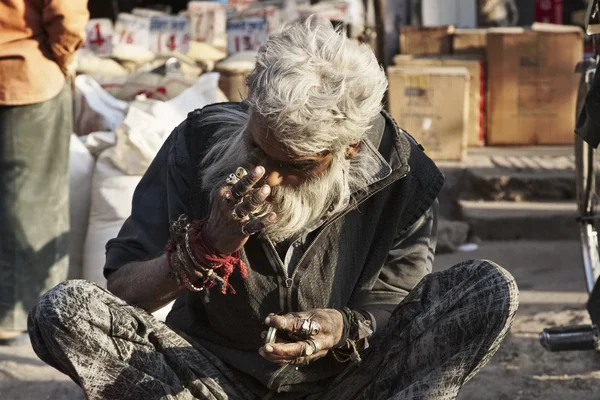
[241,220,257,236]
[299,319,311,337]
[303,339,320,356]
[266,327,277,344]
[235,167,248,179]
[231,208,244,221]
[226,173,239,185]
[232,205,252,221]
[224,190,237,206]
[308,320,321,336]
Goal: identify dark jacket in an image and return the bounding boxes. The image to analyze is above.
[104,102,444,394]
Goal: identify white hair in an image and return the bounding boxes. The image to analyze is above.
[245,17,388,156]
[198,19,387,242]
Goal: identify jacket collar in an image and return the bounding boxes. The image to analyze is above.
[350,111,412,196]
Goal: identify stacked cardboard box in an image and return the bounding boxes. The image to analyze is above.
[486,24,583,145]
[394,54,485,147]
[453,28,488,56]
[388,66,470,161]
[399,26,455,55]
[400,26,487,57]
[393,23,583,147]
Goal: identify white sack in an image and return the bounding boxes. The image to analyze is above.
[93,72,198,102]
[82,147,174,320]
[74,75,128,135]
[81,131,117,158]
[111,72,220,175]
[76,51,129,77]
[82,148,142,286]
[68,134,95,279]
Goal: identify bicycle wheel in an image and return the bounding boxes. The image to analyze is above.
[575,67,600,294]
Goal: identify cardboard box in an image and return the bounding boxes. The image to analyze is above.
[453,28,488,56]
[486,24,583,145]
[399,26,455,55]
[394,54,485,147]
[388,66,470,161]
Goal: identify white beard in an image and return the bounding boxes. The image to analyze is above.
[256,154,351,243]
[199,111,379,243]
[202,135,351,243]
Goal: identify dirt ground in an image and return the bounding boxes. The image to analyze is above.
[1,240,599,400]
[439,241,600,400]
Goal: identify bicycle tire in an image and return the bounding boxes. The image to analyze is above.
[575,69,600,294]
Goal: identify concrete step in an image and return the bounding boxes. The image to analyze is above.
[460,168,575,202]
[439,146,577,199]
[459,200,579,241]
[437,146,579,220]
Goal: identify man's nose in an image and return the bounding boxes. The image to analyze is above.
[264,170,283,187]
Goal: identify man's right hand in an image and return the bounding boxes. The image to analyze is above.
[203,166,277,254]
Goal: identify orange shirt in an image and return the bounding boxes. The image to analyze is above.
[0,0,89,105]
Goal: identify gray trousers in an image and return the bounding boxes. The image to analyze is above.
[0,84,71,331]
[28,260,519,400]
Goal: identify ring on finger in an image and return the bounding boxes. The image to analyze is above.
[303,339,320,356]
[235,167,248,179]
[226,173,239,185]
[248,189,265,207]
[265,327,278,344]
[299,319,312,337]
[224,190,238,206]
[232,207,250,221]
[231,181,250,200]
[231,168,261,200]
[308,320,321,336]
[241,220,258,236]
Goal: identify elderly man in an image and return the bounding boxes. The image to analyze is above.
[29,20,518,400]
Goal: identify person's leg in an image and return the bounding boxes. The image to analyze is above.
[0,84,71,338]
[314,259,519,400]
[28,280,254,400]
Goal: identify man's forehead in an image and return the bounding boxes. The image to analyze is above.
[245,112,333,165]
[246,115,305,160]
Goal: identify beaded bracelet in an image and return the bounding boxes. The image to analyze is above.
[166,241,204,292]
[166,214,248,294]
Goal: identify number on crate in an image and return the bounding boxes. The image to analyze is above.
[89,23,106,47]
[167,34,177,51]
[119,30,134,44]
[234,35,252,52]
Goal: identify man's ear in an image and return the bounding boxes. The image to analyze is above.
[345,141,361,159]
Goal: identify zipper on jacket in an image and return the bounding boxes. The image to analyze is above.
[288,165,411,307]
[266,165,410,392]
[260,237,289,312]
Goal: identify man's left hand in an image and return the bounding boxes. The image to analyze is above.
[259,309,343,365]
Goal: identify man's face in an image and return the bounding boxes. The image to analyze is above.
[245,116,334,188]
[201,113,357,243]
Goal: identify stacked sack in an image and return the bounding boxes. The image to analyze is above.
[69,67,221,320]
